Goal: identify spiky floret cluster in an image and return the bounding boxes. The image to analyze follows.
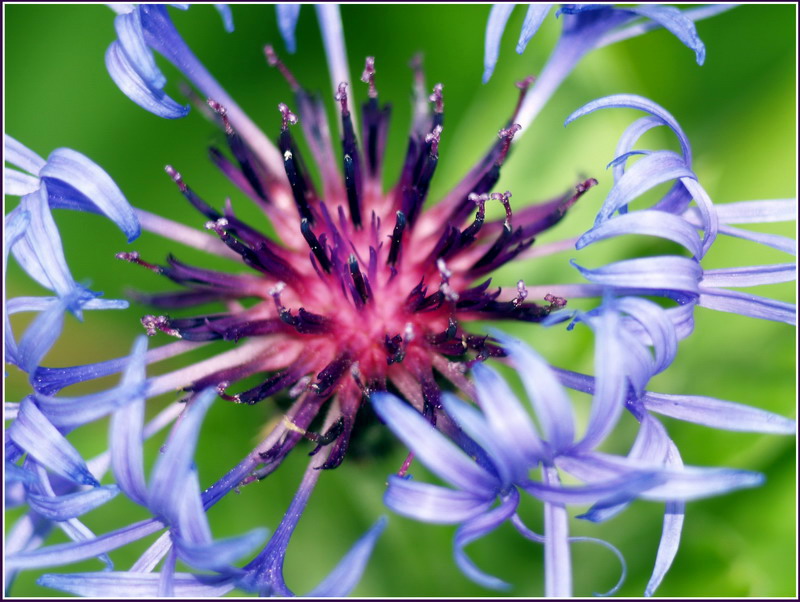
[118,50,595,469]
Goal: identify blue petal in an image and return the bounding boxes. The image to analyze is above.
[5,461,37,484]
[16,297,68,373]
[566,94,692,165]
[642,391,796,434]
[175,529,266,573]
[713,199,797,224]
[645,440,685,597]
[516,4,553,54]
[372,393,500,496]
[384,475,493,524]
[577,210,703,258]
[626,5,705,65]
[4,134,46,174]
[459,365,545,474]
[114,9,166,90]
[105,40,189,119]
[8,398,99,486]
[542,466,571,597]
[571,256,702,294]
[40,148,140,242]
[702,264,796,288]
[276,4,300,53]
[596,151,695,224]
[34,337,148,428]
[616,297,678,375]
[13,185,77,298]
[148,388,217,522]
[491,331,576,454]
[678,176,717,256]
[4,208,31,367]
[610,116,665,181]
[521,470,661,505]
[6,518,164,570]
[577,307,627,451]
[27,486,119,521]
[307,517,387,597]
[214,4,234,33]
[453,489,518,590]
[483,4,516,83]
[4,167,40,195]
[698,288,796,324]
[37,572,234,597]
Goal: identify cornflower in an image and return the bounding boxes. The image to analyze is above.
[4,3,796,597]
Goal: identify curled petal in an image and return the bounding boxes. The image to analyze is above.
[712,199,797,224]
[105,40,189,119]
[626,4,705,65]
[543,466,571,597]
[453,488,519,590]
[566,95,692,165]
[114,9,165,90]
[8,398,99,486]
[5,167,40,195]
[384,475,493,524]
[214,4,234,33]
[28,486,119,521]
[276,4,300,53]
[616,297,678,375]
[4,134,46,174]
[572,255,702,295]
[372,393,499,496]
[483,4,516,83]
[577,210,702,257]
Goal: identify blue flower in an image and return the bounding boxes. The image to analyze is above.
[4,4,795,598]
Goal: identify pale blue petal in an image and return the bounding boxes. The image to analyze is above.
[483,4,516,83]
[27,486,119,521]
[384,476,492,524]
[491,331,575,454]
[572,256,702,294]
[214,4,234,33]
[626,5,705,65]
[453,489,518,590]
[372,393,499,496]
[645,440,685,597]
[37,572,234,597]
[40,148,140,242]
[175,529,267,573]
[34,338,147,428]
[577,210,703,258]
[4,208,31,367]
[148,388,216,522]
[16,297,68,373]
[114,9,166,89]
[521,470,660,505]
[516,4,553,53]
[616,297,678,375]
[642,391,796,434]
[566,95,692,165]
[13,185,76,297]
[596,151,695,224]
[5,461,37,484]
[543,466,571,597]
[713,199,796,224]
[611,116,665,182]
[698,288,796,324]
[4,134,46,174]
[577,308,627,451]
[105,40,189,119]
[678,176,717,256]
[276,4,300,53]
[7,398,99,486]
[6,518,163,570]
[702,264,796,288]
[307,517,387,597]
[468,362,545,467]
[4,167,40,195]
[716,224,796,255]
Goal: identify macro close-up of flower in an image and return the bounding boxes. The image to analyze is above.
[4,2,797,598]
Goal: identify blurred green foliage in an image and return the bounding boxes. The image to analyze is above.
[4,3,796,597]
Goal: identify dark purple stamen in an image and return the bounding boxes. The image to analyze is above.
[337,83,364,229]
[165,165,221,220]
[311,352,353,397]
[387,211,407,266]
[348,254,370,305]
[115,251,163,274]
[300,218,332,273]
[278,104,317,223]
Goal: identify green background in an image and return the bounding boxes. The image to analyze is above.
[4,3,796,597]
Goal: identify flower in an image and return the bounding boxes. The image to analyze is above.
[4,3,796,597]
